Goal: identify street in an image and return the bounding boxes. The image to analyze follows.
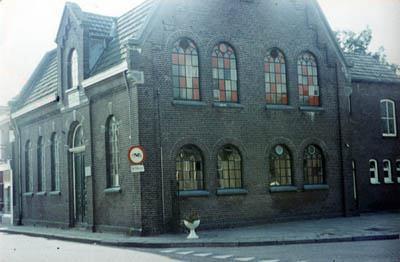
[0,232,399,262]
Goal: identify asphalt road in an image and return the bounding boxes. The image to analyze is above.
[0,232,399,262]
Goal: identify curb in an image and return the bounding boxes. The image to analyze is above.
[1,229,399,248]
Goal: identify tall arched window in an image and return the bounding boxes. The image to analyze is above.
[172,38,200,100]
[270,145,292,186]
[25,140,32,192]
[176,145,204,191]
[37,137,45,192]
[50,133,60,192]
[369,159,379,184]
[298,52,320,106]
[68,49,79,90]
[217,145,242,189]
[212,43,238,103]
[304,145,325,185]
[380,99,397,137]
[265,49,288,105]
[106,116,120,188]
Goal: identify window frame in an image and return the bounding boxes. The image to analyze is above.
[50,133,61,192]
[265,48,288,105]
[105,116,120,189]
[269,145,293,187]
[369,159,380,184]
[303,145,325,185]
[383,159,393,184]
[217,145,243,189]
[68,49,79,90]
[297,52,320,107]
[37,136,45,192]
[396,160,400,183]
[380,99,397,137]
[175,145,205,192]
[25,140,33,192]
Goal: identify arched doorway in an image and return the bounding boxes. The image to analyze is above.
[69,123,86,226]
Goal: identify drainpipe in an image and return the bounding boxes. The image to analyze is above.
[11,118,22,225]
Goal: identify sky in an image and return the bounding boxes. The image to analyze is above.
[0,0,399,107]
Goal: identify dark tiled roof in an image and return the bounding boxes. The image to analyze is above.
[82,12,116,38]
[21,50,58,106]
[345,53,400,83]
[91,0,158,75]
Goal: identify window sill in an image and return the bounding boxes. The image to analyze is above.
[104,187,122,194]
[382,134,397,138]
[217,188,248,196]
[49,191,61,196]
[177,190,210,198]
[23,192,34,197]
[299,106,325,112]
[384,180,394,184]
[269,186,298,193]
[172,100,207,107]
[370,180,380,185]
[304,184,329,191]
[213,102,244,109]
[36,192,47,196]
[265,104,295,111]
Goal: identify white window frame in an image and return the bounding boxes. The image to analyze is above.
[396,160,400,184]
[369,159,379,184]
[70,49,79,90]
[381,99,397,137]
[383,159,393,184]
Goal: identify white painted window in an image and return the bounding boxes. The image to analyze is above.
[383,159,393,184]
[396,160,400,183]
[69,49,79,89]
[369,159,379,184]
[380,99,397,137]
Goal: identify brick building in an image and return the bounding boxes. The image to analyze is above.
[9,0,399,235]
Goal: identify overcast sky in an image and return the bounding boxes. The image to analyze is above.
[0,0,399,107]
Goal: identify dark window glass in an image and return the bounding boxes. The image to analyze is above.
[37,137,45,192]
[265,49,288,104]
[270,145,292,186]
[176,145,204,191]
[298,52,320,106]
[217,145,242,189]
[50,133,60,191]
[304,145,325,184]
[25,141,32,192]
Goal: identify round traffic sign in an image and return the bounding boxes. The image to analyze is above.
[128,146,146,164]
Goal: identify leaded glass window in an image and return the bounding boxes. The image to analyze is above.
[106,116,120,188]
[37,137,45,192]
[212,43,238,103]
[25,141,33,192]
[50,133,60,192]
[68,49,79,90]
[172,38,200,100]
[217,145,242,189]
[380,99,397,136]
[265,49,288,104]
[176,145,204,191]
[270,145,292,186]
[304,145,324,185]
[298,52,320,106]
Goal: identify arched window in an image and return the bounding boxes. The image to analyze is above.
[298,52,320,106]
[265,49,288,104]
[396,160,400,183]
[217,145,242,189]
[270,145,292,186]
[380,99,397,136]
[106,116,120,188]
[383,159,393,184]
[25,141,32,192]
[212,43,238,103]
[176,145,204,191]
[50,133,60,192]
[37,137,45,192]
[68,49,79,90]
[304,145,325,185]
[172,38,200,100]
[369,159,379,184]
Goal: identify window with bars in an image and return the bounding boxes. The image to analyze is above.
[212,43,238,103]
[37,137,45,192]
[50,133,60,192]
[304,145,325,185]
[217,145,242,189]
[25,140,33,192]
[270,145,292,186]
[383,160,393,184]
[106,116,120,188]
[265,49,288,105]
[68,49,79,90]
[172,38,200,100]
[176,145,204,191]
[380,99,397,137]
[369,159,379,184]
[298,52,320,106]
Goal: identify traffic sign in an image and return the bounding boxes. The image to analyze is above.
[128,146,146,164]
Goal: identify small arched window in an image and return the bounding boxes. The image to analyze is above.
[212,43,238,103]
[176,145,204,191]
[25,140,33,192]
[50,133,60,192]
[298,52,320,106]
[369,159,379,184]
[106,116,120,188]
[217,145,242,189]
[270,145,292,186]
[68,49,79,90]
[395,160,400,184]
[172,38,200,100]
[37,137,45,192]
[265,49,288,105]
[380,99,397,137]
[383,159,393,184]
[304,145,325,185]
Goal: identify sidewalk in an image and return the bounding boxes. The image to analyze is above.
[0,212,399,248]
